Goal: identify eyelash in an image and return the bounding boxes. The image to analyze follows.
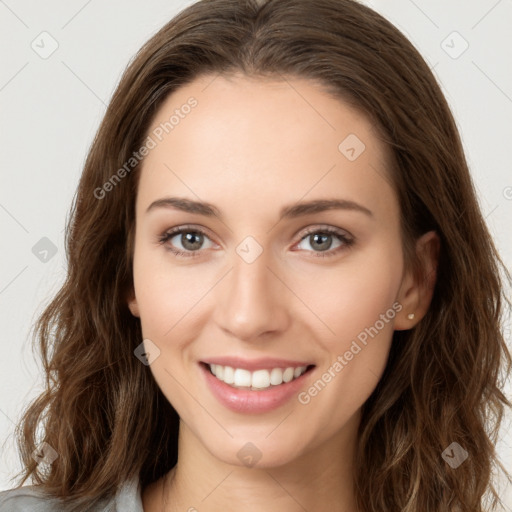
[157,225,355,259]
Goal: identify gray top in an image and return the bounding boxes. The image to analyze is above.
[0,476,143,511]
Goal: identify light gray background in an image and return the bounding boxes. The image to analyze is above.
[1,0,511,507]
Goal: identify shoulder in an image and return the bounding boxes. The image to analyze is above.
[0,484,68,511]
[0,477,143,512]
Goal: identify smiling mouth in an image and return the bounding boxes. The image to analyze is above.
[201,362,316,391]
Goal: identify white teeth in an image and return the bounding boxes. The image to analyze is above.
[233,368,252,387]
[223,366,234,384]
[270,368,283,385]
[283,367,295,383]
[251,369,270,389]
[208,364,309,390]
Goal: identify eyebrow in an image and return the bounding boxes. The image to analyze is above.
[145,197,373,219]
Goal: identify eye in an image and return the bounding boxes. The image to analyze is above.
[158,225,354,259]
[158,225,216,257]
[294,227,354,257]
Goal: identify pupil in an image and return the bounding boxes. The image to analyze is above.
[182,232,203,250]
[311,233,332,251]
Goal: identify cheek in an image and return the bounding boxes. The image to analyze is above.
[131,246,207,410]
[132,243,212,339]
[290,241,403,347]
[293,244,402,433]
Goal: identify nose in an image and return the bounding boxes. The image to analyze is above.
[213,249,291,342]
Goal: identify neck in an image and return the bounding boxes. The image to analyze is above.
[149,412,361,512]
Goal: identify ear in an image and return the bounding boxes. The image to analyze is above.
[126,288,140,318]
[394,230,440,330]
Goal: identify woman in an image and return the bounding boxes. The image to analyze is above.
[1,0,510,510]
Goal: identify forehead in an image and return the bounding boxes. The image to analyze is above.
[137,73,396,222]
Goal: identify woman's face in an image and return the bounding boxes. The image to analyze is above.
[128,73,422,468]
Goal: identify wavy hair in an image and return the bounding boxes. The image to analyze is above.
[10,0,511,510]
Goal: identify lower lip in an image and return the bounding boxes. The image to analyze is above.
[200,363,314,414]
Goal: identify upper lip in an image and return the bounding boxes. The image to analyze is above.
[201,357,315,371]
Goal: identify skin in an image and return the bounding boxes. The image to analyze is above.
[127,73,439,511]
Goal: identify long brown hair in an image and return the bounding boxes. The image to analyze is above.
[10,0,511,510]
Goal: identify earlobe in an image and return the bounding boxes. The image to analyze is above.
[127,290,140,318]
[128,300,140,318]
[394,230,440,331]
